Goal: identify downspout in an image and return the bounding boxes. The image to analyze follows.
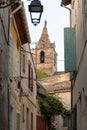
[70,76,73,130]
[61,4,71,27]
[61,3,72,130]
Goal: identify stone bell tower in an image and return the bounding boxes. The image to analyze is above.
[32,21,57,75]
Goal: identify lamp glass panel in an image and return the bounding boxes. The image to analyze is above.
[31,12,40,21]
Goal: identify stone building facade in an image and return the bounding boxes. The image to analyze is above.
[10,2,37,130]
[0,1,38,130]
[32,21,57,76]
[0,6,11,130]
[61,0,87,130]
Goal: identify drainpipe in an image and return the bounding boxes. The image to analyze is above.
[61,4,72,130]
[70,77,73,130]
[61,4,71,27]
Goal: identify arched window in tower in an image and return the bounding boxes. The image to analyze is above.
[40,51,45,63]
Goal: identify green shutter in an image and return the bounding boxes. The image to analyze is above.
[64,27,76,72]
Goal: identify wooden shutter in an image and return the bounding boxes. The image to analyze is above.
[30,68,33,92]
[37,116,46,130]
[28,63,30,89]
[28,63,33,92]
[64,27,76,72]
[22,54,25,73]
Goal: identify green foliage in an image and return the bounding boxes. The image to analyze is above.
[62,107,71,117]
[36,69,50,79]
[39,95,62,118]
[39,95,70,119]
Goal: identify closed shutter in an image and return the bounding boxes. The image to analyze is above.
[30,68,33,92]
[28,63,33,92]
[22,54,25,73]
[64,27,76,72]
[28,63,30,89]
[37,116,46,130]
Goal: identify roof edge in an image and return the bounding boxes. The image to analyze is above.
[61,0,71,6]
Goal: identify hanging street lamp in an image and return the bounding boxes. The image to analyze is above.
[29,0,43,26]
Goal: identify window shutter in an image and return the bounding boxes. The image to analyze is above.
[30,68,33,91]
[28,63,33,92]
[28,63,30,89]
[64,27,76,72]
[22,54,25,73]
[31,112,33,130]
[22,104,24,122]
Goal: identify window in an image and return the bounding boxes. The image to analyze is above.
[22,104,24,122]
[16,113,20,130]
[40,51,45,63]
[31,112,33,130]
[28,63,33,92]
[22,54,25,73]
[63,117,68,127]
[26,108,29,130]
[10,105,14,130]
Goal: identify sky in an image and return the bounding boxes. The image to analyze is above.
[23,0,70,71]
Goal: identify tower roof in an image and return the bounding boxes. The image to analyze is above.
[37,21,52,48]
[40,20,49,39]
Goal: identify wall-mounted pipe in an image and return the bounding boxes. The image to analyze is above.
[61,4,71,27]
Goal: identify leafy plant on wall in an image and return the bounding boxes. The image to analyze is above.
[39,95,70,130]
[36,69,50,79]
